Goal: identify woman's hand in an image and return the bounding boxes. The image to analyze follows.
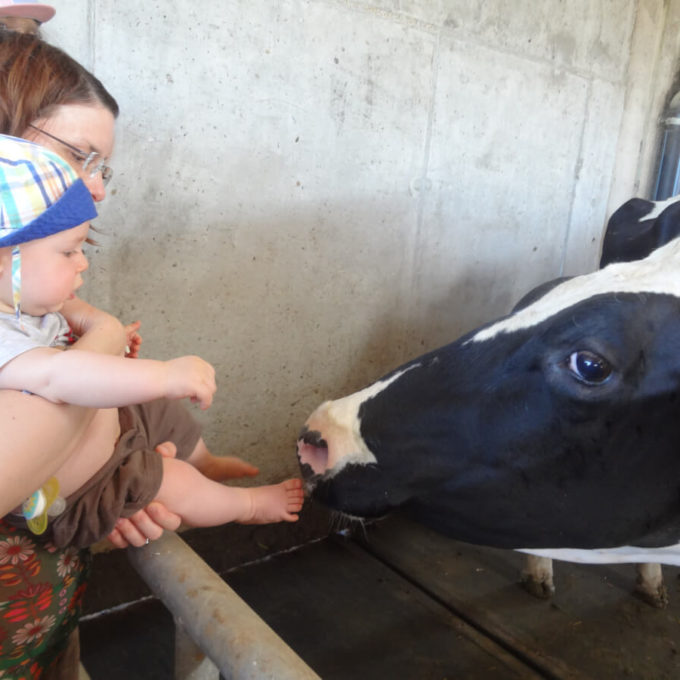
[106,441,182,548]
[107,501,182,548]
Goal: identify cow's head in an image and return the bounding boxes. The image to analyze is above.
[297,237,680,551]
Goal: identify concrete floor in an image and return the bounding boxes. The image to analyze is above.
[80,512,680,679]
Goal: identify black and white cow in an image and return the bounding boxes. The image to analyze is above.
[298,195,680,606]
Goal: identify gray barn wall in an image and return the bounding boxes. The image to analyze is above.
[44,1,680,484]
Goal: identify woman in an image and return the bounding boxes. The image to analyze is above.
[0,32,181,679]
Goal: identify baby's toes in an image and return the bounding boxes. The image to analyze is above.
[288,493,304,511]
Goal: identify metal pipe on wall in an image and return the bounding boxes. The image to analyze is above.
[652,90,680,200]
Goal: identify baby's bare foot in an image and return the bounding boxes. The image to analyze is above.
[201,456,259,481]
[245,479,304,524]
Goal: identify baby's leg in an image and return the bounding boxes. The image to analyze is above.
[155,457,303,526]
[184,438,259,480]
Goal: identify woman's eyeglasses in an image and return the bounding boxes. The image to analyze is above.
[27,124,113,185]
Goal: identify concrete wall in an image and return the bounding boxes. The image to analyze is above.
[43,1,680,486]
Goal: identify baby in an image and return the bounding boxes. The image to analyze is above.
[0,134,304,547]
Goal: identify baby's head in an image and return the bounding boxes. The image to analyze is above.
[0,134,97,319]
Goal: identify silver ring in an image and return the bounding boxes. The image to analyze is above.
[144,538,150,545]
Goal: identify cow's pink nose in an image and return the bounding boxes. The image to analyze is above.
[297,438,329,476]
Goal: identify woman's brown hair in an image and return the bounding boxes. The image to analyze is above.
[0,32,118,136]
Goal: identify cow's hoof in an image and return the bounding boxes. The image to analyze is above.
[634,563,668,608]
[520,574,555,599]
[634,582,668,608]
[520,555,555,599]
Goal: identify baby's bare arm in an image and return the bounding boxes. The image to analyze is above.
[0,348,216,409]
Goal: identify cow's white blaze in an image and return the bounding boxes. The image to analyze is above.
[303,365,419,476]
[519,544,680,566]
[470,237,680,344]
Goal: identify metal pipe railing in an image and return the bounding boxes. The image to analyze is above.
[127,531,321,680]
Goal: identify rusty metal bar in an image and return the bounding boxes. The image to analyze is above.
[127,531,320,680]
[174,620,219,680]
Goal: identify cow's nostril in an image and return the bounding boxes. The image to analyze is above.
[298,426,326,447]
[297,435,329,475]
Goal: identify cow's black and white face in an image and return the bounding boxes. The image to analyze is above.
[298,237,680,554]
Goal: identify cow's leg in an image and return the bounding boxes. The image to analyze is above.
[520,555,555,598]
[634,562,668,608]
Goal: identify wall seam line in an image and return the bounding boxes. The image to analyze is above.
[402,27,441,357]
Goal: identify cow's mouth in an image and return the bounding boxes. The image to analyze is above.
[297,427,329,483]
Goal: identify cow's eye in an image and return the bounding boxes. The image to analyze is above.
[567,351,612,384]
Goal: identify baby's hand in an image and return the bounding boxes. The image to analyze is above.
[164,356,216,409]
[124,321,142,358]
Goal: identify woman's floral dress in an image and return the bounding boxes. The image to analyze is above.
[0,519,90,679]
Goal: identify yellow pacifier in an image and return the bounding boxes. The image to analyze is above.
[22,477,66,535]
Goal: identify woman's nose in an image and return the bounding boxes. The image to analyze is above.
[84,173,106,202]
